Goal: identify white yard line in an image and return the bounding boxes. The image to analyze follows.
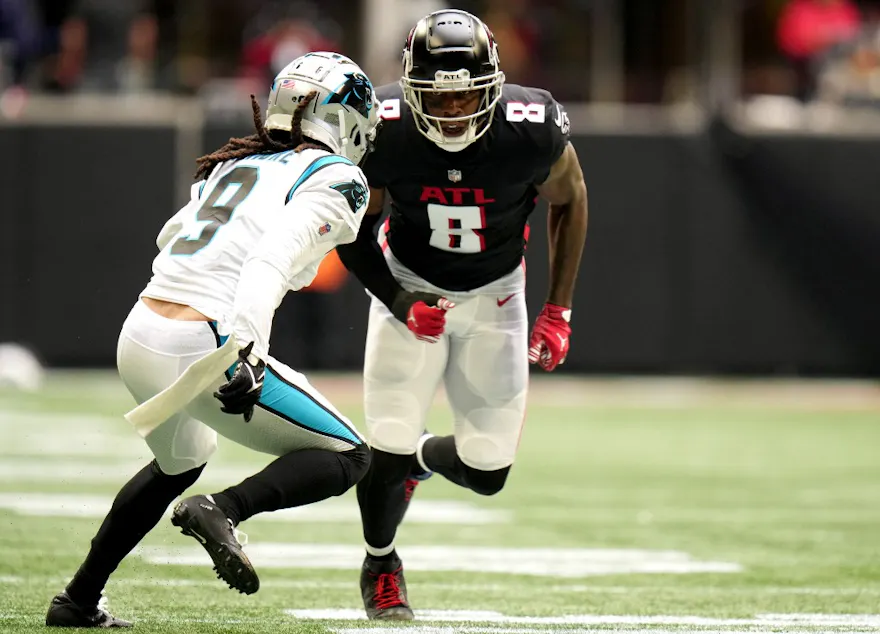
[304,375,880,410]
[0,575,877,597]
[2,605,879,631]
[0,410,147,457]
[0,492,508,525]
[288,609,880,628]
[0,484,874,525]
[0,460,259,485]
[0,411,122,427]
[138,543,741,577]
[4,372,880,411]
[0,575,24,583]
[330,629,869,634]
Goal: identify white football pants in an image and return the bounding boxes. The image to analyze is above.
[116,300,364,475]
[363,276,529,471]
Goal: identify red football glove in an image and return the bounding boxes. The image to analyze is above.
[391,292,455,343]
[528,303,572,371]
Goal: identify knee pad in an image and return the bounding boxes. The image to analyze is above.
[462,464,510,496]
[337,444,372,489]
[370,448,415,485]
[150,459,205,494]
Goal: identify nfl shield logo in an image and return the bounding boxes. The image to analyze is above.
[447,169,462,183]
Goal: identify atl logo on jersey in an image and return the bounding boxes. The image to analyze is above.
[419,186,495,205]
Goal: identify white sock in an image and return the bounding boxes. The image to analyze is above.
[365,543,395,558]
[415,433,435,473]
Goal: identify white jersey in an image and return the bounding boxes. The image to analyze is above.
[141,148,369,360]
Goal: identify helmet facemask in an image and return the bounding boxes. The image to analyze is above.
[401,67,504,152]
[400,10,506,153]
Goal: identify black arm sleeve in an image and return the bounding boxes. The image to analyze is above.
[340,85,443,321]
[336,214,405,314]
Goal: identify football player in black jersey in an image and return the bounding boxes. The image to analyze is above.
[336,9,588,620]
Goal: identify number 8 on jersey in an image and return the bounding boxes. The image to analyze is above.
[426,204,486,253]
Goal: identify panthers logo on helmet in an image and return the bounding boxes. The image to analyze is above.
[329,179,368,214]
[323,72,374,118]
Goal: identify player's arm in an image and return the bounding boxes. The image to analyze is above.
[535,142,588,308]
[335,186,402,310]
[229,169,368,363]
[336,187,451,339]
[529,142,587,371]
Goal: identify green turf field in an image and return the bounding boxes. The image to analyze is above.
[1,371,879,633]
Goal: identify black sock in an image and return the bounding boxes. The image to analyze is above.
[211,445,370,525]
[421,435,468,486]
[422,435,511,496]
[356,449,414,551]
[66,461,203,607]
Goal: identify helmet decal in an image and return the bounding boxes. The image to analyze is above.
[322,72,374,118]
[329,179,368,214]
[266,52,380,167]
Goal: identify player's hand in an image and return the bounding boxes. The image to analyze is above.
[391,291,455,343]
[528,304,572,372]
[214,342,265,422]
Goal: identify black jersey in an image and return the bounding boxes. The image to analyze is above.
[363,83,570,291]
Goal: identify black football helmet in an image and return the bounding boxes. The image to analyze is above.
[401,10,505,152]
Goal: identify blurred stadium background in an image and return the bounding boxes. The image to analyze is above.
[1,1,879,632]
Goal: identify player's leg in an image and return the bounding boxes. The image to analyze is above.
[190,355,370,523]
[50,458,205,628]
[49,303,219,627]
[174,355,370,594]
[357,296,448,620]
[419,292,528,495]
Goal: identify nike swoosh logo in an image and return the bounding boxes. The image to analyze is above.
[497,293,517,307]
[189,529,207,545]
[554,104,563,127]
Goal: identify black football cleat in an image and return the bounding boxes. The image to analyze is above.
[171,494,259,595]
[360,551,414,620]
[46,592,132,628]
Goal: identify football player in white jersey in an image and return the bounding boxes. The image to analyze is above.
[46,52,380,628]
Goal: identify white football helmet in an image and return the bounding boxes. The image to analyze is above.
[266,52,380,166]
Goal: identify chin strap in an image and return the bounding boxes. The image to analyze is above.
[426,125,477,152]
[336,108,350,159]
[435,140,473,153]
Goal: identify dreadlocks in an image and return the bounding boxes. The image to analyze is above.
[195,91,324,180]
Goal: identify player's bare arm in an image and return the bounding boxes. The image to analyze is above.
[366,186,386,216]
[535,143,588,308]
